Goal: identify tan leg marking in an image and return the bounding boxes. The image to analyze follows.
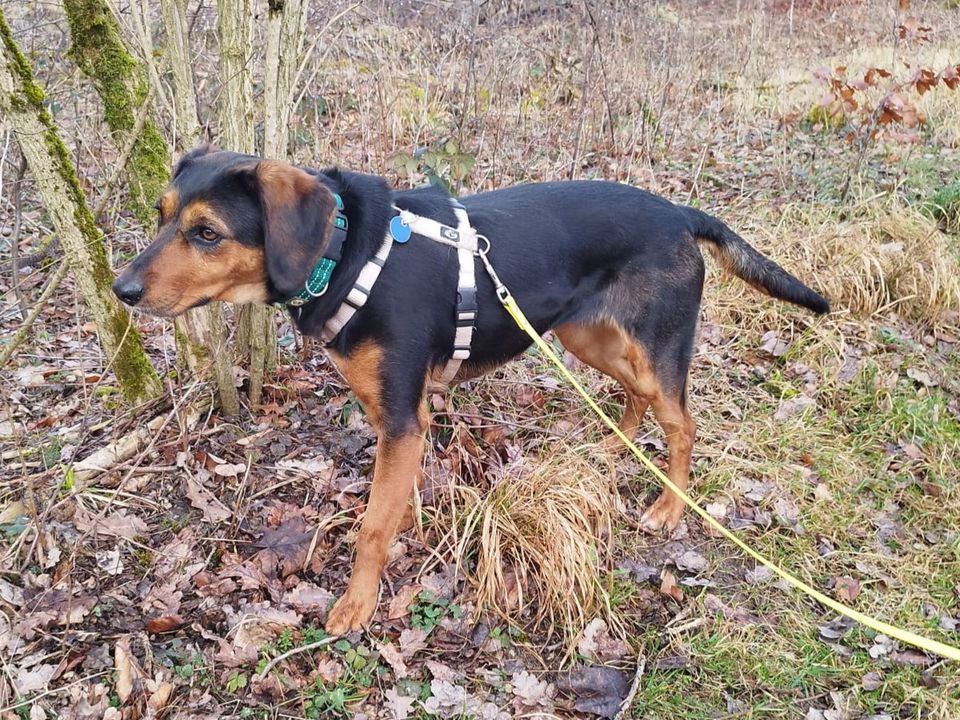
[325,343,426,633]
[556,321,696,532]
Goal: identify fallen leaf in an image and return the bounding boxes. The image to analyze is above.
[385,686,417,719]
[555,665,631,719]
[675,550,708,573]
[214,462,247,477]
[861,671,883,691]
[906,367,937,387]
[399,627,429,658]
[255,517,314,578]
[186,475,233,522]
[145,615,183,634]
[378,641,409,679]
[659,569,683,602]
[511,670,554,711]
[834,576,860,603]
[96,548,123,576]
[13,663,57,694]
[577,618,630,662]
[388,583,424,620]
[774,395,816,422]
[115,637,143,703]
[74,509,148,540]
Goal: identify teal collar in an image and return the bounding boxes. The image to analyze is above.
[286,193,347,307]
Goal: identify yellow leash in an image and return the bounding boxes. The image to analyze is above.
[488,282,960,662]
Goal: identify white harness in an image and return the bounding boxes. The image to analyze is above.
[320,200,482,385]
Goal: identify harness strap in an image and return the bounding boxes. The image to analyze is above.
[320,232,392,344]
[439,201,477,384]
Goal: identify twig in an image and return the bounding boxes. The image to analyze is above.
[0,259,70,370]
[614,656,646,720]
[0,671,110,713]
[254,637,337,679]
[10,155,27,318]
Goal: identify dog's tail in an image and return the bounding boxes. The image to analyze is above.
[684,207,829,315]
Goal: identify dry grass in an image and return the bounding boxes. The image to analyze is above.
[786,201,959,326]
[427,443,620,646]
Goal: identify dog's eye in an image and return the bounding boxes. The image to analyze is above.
[197,227,220,243]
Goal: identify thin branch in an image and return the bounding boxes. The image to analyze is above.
[255,637,337,679]
[0,259,70,369]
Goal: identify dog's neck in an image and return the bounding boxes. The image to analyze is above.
[287,168,394,340]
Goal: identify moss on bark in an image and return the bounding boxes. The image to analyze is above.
[63,0,169,225]
[0,8,161,404]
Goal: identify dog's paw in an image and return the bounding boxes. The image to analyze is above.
[639,493,684,533]
[324,589,377,635]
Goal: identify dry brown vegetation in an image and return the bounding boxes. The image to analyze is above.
[2,1,960,718]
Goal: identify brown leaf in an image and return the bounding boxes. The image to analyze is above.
[861,671,883,691]
[940,64,960,90]
[659,569,683,602]
[388,583,424,620]
[115,637,144,703]
[74,508,148,540]
[555,665,631,719]
[834,576,860,603]
[378,641,409,679]
[255,516,314,578]
[145,615,183,634]
[186,474,232,522]
[399,627,429,658]
[384,686,417,720]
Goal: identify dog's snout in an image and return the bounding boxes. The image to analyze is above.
[112,275,144,306]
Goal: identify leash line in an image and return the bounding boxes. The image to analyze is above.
[493,287,960,663]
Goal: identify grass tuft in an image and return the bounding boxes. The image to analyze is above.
[428,443,620,647]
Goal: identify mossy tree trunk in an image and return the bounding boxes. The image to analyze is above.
[218,0,276,408]
[0,10,161,404]
[63,0,167,228]
[158,0,241,416]
[65,0,241,415]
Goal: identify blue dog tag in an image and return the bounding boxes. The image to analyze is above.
[390,216,411,243]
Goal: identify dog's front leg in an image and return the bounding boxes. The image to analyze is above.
[325,428,425,634]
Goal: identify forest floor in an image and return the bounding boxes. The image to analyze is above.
[2,1,960,719]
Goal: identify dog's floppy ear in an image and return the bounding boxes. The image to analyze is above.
[255,160,337,298]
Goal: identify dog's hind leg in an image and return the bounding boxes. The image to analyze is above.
[555,320,696,532]
[555,321,650,451]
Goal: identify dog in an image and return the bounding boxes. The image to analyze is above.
[112,146,828,633]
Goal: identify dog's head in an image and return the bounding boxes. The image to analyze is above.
[112,146,339,316]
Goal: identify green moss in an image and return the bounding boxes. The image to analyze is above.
[0,11,46,108]
[63,0,170,225]
[2,7,161,405]
[64,0,138,131]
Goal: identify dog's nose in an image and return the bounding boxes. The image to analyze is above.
[112,276,144,306]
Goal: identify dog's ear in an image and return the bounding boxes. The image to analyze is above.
[255,160,337,298]
[173,144,215,179]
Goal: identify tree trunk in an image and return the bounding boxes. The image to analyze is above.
[264,0,308,159]
[158,0,241,416]
[62,0,167,228]
[159,0,203,149]
[0,11,161,404]
[218,0,275,408]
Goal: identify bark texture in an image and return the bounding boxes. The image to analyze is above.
[63,0,167,227]
[0,11,161,404]
[218,0,275,407]
[264,0,308,159]
[159,0,240,415]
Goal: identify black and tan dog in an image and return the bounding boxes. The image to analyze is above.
[112,147,828,633]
